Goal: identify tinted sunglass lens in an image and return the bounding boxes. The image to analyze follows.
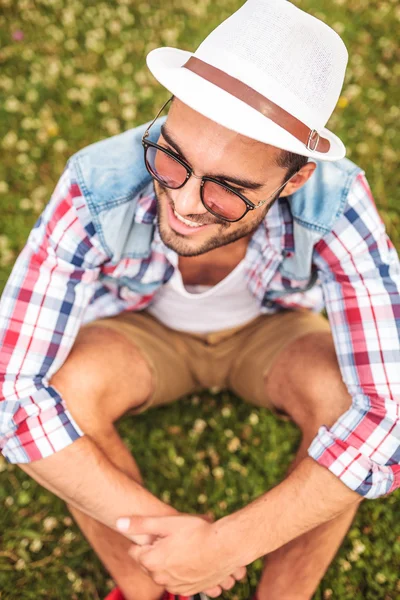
[145,146,187,189]
[202,180,247,221]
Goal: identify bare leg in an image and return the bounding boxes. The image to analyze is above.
[65,426,165,600]
[256,436,359,600]
[256,332,360,600]
[51,326,168,600]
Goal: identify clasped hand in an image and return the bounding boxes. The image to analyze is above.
[116,514,247,598]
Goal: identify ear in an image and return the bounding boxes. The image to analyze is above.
[279,161,317,197]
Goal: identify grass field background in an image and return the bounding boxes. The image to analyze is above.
[0,0,399,598]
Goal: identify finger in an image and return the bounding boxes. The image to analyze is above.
[128,544,145,563]
[129,544,162,572]
[151,572,168,587]
[127,533,156,545]
[128,545,141,562]
[116,515,174,537]
[220,575,236,591]
[233,566,247,581]
[203,586,223,598]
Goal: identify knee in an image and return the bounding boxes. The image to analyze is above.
[265,331,352,433]
[49,325,153,432]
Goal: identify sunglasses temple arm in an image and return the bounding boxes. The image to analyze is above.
[257,168,300,208]
[143,95,174,139]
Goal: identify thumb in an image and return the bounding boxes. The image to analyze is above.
[116,515,175,538]
[128,542,151,564]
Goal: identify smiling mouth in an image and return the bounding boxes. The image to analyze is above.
[172,208,205,228]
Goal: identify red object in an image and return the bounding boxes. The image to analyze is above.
[103,589,186,600]
[103,588,125,600]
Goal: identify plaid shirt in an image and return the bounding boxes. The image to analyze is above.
[0,165,399,499]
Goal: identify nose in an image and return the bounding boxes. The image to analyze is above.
[172,174,208,217]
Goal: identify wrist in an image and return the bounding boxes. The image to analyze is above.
[212,513,260,566]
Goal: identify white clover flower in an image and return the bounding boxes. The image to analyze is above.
[21,117,40,130]
[356,142,369,155]
[54,139,68,153]
[26,89,39,103]
[16,139,30,152]
[20,198,33,211]
[0,76,13,91]
[2,131,18,148]
[5,97,21,112]
[43,516,58,532]
[249,412,259,425]
[30,539,43,553]
[212,467,224,479]
[62,530,76,544]
[103,118,121,135]
[134,70,148,86]
[227,437,241,453]
[332,22,345,34]
[98,101,111,114]
[62,8,76,26]
[65,38,78,51]
[72,579,83,593]
[339,558,352,572]
[63,64,75,78]
[17,153,30,165]
[162,28,180,45]
[122,106,137,121]
[108,20,122,35]
[193,418,207,434]
[161,490,171,503]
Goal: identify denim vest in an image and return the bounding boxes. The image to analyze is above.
[70,118,362,305]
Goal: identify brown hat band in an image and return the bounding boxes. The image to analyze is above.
[182,56,330,154]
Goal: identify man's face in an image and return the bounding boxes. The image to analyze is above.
[154,99,292,257]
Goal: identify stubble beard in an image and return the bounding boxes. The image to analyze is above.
[155,184,270,257]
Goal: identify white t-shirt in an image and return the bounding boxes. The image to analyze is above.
[147,260,262,333]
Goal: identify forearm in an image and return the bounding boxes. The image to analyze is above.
[216,456,362,565]
[19,435,177,532]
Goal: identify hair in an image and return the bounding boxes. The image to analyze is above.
[275,149,309,179]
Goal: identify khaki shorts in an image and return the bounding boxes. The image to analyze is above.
[84,309,330,415]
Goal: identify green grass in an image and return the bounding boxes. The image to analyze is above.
[0,0,399,598]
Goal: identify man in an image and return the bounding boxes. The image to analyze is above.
[1,0,399,599]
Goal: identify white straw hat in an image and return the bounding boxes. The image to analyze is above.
[146,0,348,161]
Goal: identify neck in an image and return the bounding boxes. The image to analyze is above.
[178,234,251,287]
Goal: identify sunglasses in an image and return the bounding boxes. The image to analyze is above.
[142,97,299,223]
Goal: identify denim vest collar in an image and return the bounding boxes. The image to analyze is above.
[70,118,362,304]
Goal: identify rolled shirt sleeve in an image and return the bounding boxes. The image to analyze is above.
[308,173,400,499]
[0,163,109,463]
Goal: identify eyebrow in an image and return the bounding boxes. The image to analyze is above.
[160,123,265,191]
